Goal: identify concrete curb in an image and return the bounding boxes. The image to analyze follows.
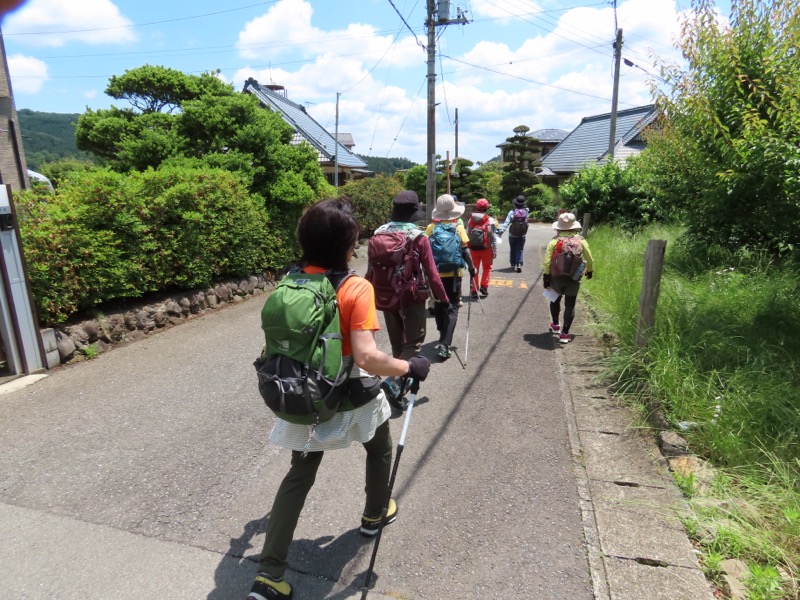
[558,307,715,599]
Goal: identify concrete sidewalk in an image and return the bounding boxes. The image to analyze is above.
[0,224,713,599]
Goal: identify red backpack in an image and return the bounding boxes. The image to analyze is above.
[467,215,491,250]
[365,231,429,311]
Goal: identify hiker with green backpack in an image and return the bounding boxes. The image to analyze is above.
[248,198,431,600]
[542,212,594,344]
[425,194,476,360]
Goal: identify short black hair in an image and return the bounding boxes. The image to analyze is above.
[297,197,359,271]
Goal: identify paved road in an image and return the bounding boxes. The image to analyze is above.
[0,224,712,599]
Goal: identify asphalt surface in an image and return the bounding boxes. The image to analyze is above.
[0,224,714,599]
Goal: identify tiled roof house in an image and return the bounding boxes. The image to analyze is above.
[242,78,371,185]
[496,128,569,165]
[539,104,658,188]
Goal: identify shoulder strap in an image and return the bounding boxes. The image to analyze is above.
[326,269,355,292]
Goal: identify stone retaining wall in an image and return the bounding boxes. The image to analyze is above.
[49,271,277,365]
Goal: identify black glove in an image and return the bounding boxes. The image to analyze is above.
[406,356,431,386]
[543,274,551,288]
[468,267,477,279]
[584,271,593,280]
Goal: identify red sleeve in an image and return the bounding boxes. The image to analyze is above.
[415,235,448,303]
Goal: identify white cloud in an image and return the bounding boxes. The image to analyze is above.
[84,89,97,99]
[237,0,422,68]
[7,54,49,94]
[3,0,138,47]
[470,0,544,21]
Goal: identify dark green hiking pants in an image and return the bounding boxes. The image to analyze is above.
[257,419,393,578]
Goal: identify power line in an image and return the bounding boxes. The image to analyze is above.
[441,53,618,104]
[385,0,424,48]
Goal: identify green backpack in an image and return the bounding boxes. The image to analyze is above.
[254,270,352,425]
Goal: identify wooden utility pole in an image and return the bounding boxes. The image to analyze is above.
[425,1,468,222]
[607,28,623,160]
[334,92,340,189]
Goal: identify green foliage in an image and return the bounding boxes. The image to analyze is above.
[645,0,800,254]
[73,64,329,264]
[403,164,427,202]
[558,160,664,229]
[38,158,98,189]
[338,175,404,235]
[499,125,541,212]
[586,223,799,583]
[105,65,231,114]
[357,155,417,175]
[15,166,278,324]
[17,109,96,171]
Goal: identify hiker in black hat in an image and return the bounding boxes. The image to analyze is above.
[366,191,448,407]
[498,195,530,273]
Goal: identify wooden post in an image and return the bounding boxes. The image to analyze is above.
[582,212,591,236]
[635,239,667,350]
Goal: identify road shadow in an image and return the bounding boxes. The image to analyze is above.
[524,332,557,350]
[209,517,377,599]
[208,514,270,600]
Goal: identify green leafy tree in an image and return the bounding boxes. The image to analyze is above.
[339,175,405,235]
[499,125,541,212]
[75,65,331,249]
[558,160,663,229]
[104,65,231,114]
[403,164,428,203]
[644,0,800,254]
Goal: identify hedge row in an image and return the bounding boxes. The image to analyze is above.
[15,165,294,325]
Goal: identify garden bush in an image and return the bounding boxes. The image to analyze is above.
[16,165,277,324]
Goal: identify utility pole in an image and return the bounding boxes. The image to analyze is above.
[607,28,623,160]
[455,107,459,158]
[425,1,469,223]
[334,92,340,189]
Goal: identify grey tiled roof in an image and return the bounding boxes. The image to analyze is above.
[243,79,367,169]
[530,128,569,143]
[496,128,568,148]
[541,105,656,174]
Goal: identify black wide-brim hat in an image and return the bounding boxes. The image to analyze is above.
[391,190,425,222]
[513,195,527,208]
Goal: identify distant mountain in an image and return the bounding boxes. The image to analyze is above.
[356,155,418,175]
[17,109,96,171]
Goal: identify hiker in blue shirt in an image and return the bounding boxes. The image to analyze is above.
[498,195,530,273]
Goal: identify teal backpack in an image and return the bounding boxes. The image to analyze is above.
[254,270,352,425]
[430,223,464,273]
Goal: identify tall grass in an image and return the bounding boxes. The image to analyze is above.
[584,224,799,590]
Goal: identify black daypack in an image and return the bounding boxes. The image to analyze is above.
[254,270,353,425]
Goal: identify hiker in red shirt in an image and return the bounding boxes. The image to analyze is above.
[467,198,499,297]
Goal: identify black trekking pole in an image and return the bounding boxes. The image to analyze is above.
[360,379,418,599]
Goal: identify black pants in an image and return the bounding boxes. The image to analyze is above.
[433,275,462,346]
[549,294,577,334]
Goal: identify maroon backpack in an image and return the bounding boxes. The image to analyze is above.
[365,231,429,311]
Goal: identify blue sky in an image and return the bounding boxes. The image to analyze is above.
[2,0,715,164]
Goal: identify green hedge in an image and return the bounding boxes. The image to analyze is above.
[16,165,288,325]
